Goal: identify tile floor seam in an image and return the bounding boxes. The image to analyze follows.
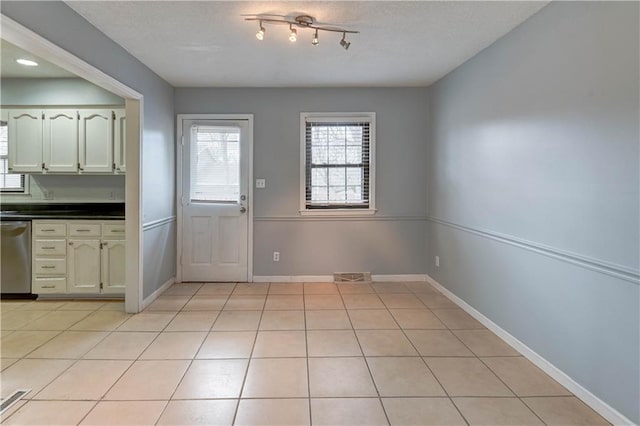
[335,283,391,426]
[383,299,471,426]
[301,282,314,426]
[231,284,268,424]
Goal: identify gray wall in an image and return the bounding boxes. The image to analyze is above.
[1,1,176,298]
[427,2,639,422]
[1,77,124,105]
[175,88,429,275]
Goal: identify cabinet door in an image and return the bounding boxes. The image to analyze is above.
[43,110,78,173]
[113,109,126,173]
[67,239,101,293]
[8,110,43,172]
[101,240,125,294]
[79,110,113,173]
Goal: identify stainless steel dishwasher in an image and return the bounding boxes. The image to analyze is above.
[1,220,33,297]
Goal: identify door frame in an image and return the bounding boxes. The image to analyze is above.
[1,14,145,313]
[176,114,254,283]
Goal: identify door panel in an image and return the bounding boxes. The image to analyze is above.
[67,239,101,293]
[181,119,249,282]
[44,110,78,173]
[102,240,125,293]
[79,109,113,173]
[8,110,43,172]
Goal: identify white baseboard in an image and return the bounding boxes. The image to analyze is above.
[425,274,635,426]
[252,274,428,283]
[372,274,427,282]
[141,277,175,310]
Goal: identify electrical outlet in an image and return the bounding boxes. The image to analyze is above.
[273,251,280,262]
[256,179,266,188]
[43,189,54,200]
[109,191,115,200]
[435,256,440,267]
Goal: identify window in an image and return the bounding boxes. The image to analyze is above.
[0,121,27,193]
[190,124,240,202]
[301,113,375,214]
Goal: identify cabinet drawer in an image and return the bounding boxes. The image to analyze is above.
[34,239,66,256]
[34,258,66,275]
[33,277,66,293]
[102,223,125,237]
[68,223,101,237]
[34,222,66,237]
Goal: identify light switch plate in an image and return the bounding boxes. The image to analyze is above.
[256,179,266,188]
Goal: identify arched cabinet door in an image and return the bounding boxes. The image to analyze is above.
[8,109,43,172]
[43,110,78,173]
[79,109,113,173]
[67,239,101,293]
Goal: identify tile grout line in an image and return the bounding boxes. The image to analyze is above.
[231,282,269,425]
[379,282,471,426]
[152,281,221,426]
[302,282,313,426]
[336,283,392,426]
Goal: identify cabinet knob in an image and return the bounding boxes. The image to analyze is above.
[69,242,74,246]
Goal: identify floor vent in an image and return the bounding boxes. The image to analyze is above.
[0,389,30,414]
[334,272,372,283]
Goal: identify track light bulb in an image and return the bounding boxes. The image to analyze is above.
[340,33,350,50]
[289,26,297,42]
[256,22,265,40]
[312,30,319,46]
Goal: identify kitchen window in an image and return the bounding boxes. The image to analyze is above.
[300,112,376,215]
[0,120,27,193]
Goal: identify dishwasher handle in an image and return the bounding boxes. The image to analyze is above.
[0,222,30,237]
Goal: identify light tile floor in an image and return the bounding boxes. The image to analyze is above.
[0,282,610,425]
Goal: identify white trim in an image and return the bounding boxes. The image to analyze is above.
[176,114,254,284]
[255,215,427,222]
[299,112,376,216]
[252,274,427,283]
[425,274,636,426]
[429,216,639,285]
[142,215,176,232]
[0,14,144,314]
[141,276,175,310]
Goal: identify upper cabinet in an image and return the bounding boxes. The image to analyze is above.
[8,109,43,172]
[44,110,78,173]
[79,109,113,173]
[7,107,125,175]
[113,109,126,173]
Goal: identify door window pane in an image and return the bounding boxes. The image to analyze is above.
[190,125,240,202]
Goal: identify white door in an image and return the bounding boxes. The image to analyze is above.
[67,239,101,293]
[79,109,113,173]
[181,119,250,282]
[43,110,78,173]
[101,240,126,293]
[8,109,43,172]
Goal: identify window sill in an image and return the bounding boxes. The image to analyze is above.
[299,209,377,217]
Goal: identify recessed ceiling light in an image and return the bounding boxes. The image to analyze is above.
[16,58,38,67]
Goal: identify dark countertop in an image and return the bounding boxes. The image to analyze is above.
[0,203,125,221]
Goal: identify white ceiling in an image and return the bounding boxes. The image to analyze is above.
[66,1,548,88]
[1,39,77,78]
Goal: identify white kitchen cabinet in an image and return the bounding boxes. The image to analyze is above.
[67,239,101,293]
[79,109,113,173]
[32,220,125,296]
[113,109,126,173]
[43,110,78,173]
[101,240,125,293]
[8,109,43,172]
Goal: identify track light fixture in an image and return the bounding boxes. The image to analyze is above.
[289,25,297,42]
[246,14,358,49]
[256,21,265,40]
[340,32,351,50]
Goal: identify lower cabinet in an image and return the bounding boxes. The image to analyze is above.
[32,220,125,295]
[67,239,101,293]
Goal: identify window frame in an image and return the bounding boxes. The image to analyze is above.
[0,119,28,195]
[299,112,376,216]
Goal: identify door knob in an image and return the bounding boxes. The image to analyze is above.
[239,206,247,213]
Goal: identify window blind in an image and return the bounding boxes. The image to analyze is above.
[305,121,370,209]
[0,121,25,193]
